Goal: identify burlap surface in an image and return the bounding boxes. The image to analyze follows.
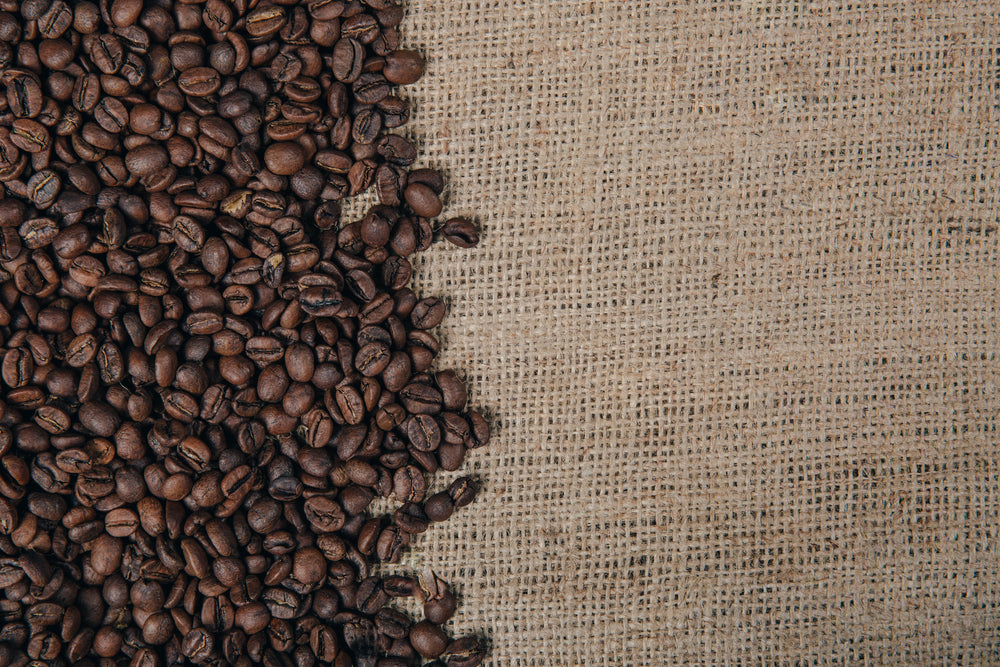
[396,1,1000,664]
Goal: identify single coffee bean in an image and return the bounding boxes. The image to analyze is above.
[383,50,425,85]
[350,78,388,114]
[332,38,365,83]
[178,67,222,96]
[441,217,481,248]
[104,507,139,537]
[424,492,455,523]
[125,144,169,177]
[405,183,443,218]
[27,169,61,208]
[448,476,478,508]
[264,141,306,176]
[410,621,448,659]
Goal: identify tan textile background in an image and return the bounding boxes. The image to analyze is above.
[395,1,1000,664]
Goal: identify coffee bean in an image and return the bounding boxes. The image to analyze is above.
[393,465,427,503]
[178,67,221,96]
[181,627,214,661]
[264,141,306,176]
[104,508,139,537]
[27,169,61,208]
[124,144,169,177]
[411,620,448,659]
[332,38,365,83]
[400,383,444,414]
[448,476,478,508]
[411,297,447,329]
[353,72,391,105]
[424,492,455,523]
[10,118,50,153]
[384,50,425,85]
[405,182,443,218]
[355,341,391,377]
[442,217,481,248]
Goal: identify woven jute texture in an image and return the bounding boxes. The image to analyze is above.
[396,1,1000,664]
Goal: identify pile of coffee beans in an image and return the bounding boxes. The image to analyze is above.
[0,0,489,665]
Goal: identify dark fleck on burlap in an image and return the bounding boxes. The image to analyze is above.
[400,1,1000,663]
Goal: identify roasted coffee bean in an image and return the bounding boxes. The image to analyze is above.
[448,476,478,508]
[393,465,427,503]
[405,183,443,218]
[405,414,441,452]
[400,383,444,415]
[178,67,222,96]
[411,297,447,330]
[383,49,426,85]
[442,636,487,667]
[125,144,169,177]
[442,217,481,248]
[332,38,365,83]
[353,73,391,105]
[410,621,448,659]
[27,169,62,208]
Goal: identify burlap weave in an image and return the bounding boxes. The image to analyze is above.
[395,1,1000,663]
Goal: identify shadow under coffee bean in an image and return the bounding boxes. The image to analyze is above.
[0,0,489,665]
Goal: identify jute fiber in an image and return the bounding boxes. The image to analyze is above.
[396,0,1000,663]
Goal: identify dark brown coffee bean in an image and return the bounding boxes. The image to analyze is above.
[2,349,33,388]
[93,97,129,134]
[404,414,441,452]
[91,34,124,73]
[434,370,468,411]
[400,383,443,415]
[264,141,306,176]
[411,297,446,330]
[336,385,366,425]
[299,286,343,317]
[292,546,326,585]
[393,465,427,503]
[384,50,425,85]
[125,144,169,177]
[466,410,491,449]
[404,183,443,218]
[141,611,174,645]
[352,108,383,146]
[27,169,61,208]
[178,67,222,96]
[424,492,455,523]
[180,627,214,661]
[89,534,123,576]
[441,218,480,248]
[303,495,345,532]
[172,216,206,252]
[104,508,139,537]
[279,342,313,383]
[246,5,287,38]
[443,636,487,667]
[8,70,44,118]
[448,476,478,508]
[410,621,447,659]
[35,405,71,434]
[332,38,365,83]
[66,333,99,368]
[10,118,50,153]
[352,342,389,377]
[353,72,391,104]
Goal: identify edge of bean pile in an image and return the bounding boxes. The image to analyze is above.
[0,0,489,665]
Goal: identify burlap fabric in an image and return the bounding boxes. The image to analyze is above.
[396,1,1000,663]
